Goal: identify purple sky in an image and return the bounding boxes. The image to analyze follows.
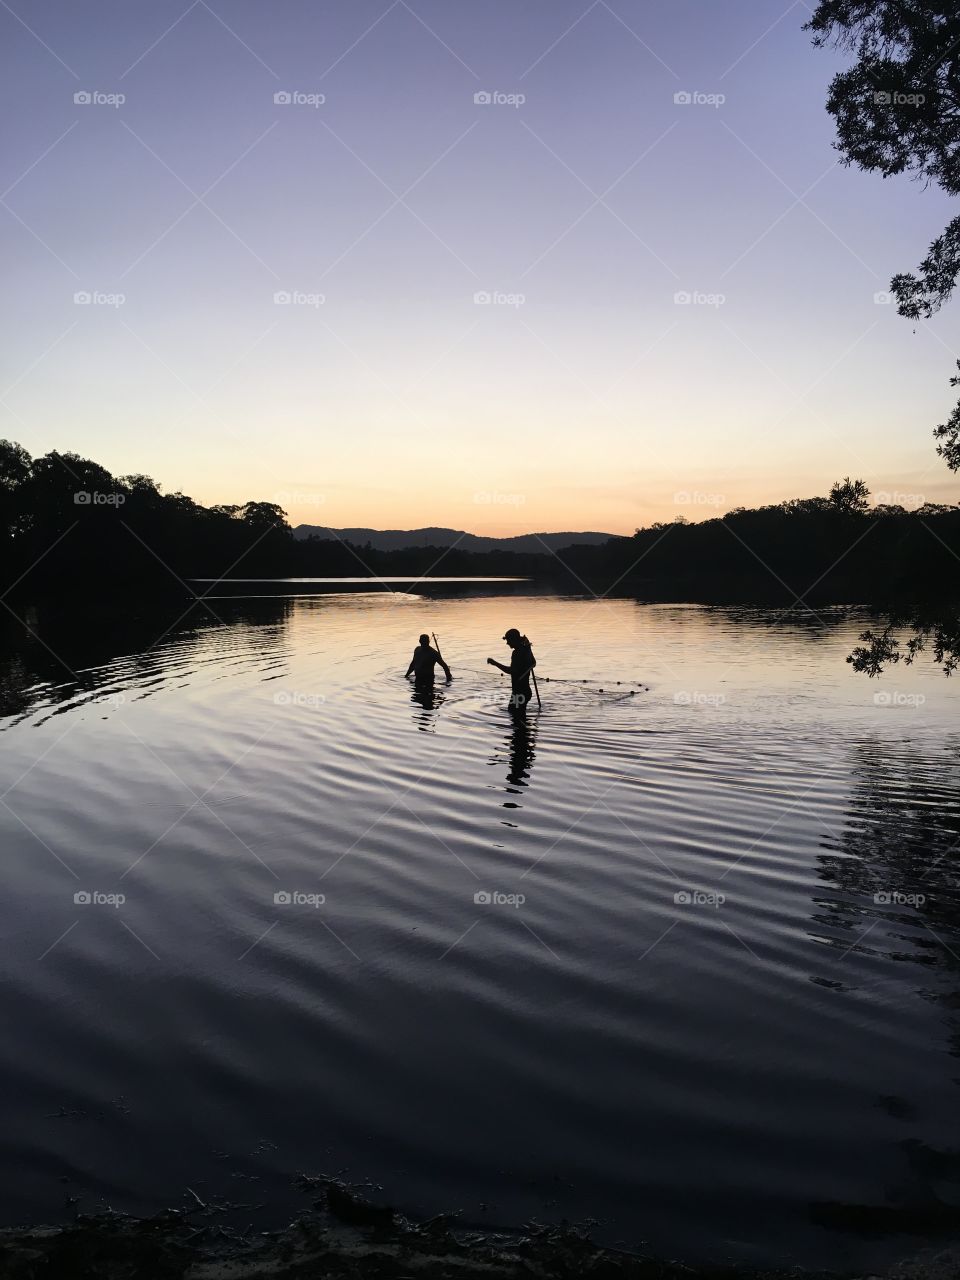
[1,0,956,533]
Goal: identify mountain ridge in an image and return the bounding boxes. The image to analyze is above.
[292,525,619,554]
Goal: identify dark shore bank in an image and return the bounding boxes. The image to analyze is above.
[1,1181,957,1280]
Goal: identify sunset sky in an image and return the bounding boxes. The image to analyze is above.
[2,0,957,535]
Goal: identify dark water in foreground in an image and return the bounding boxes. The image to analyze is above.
[1,588,959,1269]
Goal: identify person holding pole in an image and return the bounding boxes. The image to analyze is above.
[406,633,451,683]
[488,628,539,711]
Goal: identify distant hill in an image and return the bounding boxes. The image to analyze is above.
[292,526,618,554]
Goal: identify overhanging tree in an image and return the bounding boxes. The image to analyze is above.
[807,1,960,461]
[808,1,960,672]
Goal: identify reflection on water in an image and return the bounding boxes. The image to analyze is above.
[497,710,538,797]
[409,678,448,730]
[816,741,960,968]
[0,591,958,1269]
[0,597,296,726]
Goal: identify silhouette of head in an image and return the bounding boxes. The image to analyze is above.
[503,627,522,648]
[419,633,430,646]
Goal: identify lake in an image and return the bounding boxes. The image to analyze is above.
[1,585,958,1270]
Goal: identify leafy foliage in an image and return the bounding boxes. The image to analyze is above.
[829,476,871,513]
[933,359,960,469]
[848,610,960,676]
[807,2,960,458]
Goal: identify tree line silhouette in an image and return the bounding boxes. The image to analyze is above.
[2,443,957,664]
[565,478,960,606]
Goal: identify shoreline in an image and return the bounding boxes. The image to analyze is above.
[1,1182,957,1280]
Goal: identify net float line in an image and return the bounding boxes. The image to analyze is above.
[442,668,650,696]
[541,678,650,695]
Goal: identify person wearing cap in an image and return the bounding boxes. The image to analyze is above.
[487,629,536,710]
[406,633,451,683]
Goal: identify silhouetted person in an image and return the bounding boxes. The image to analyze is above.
[487,628,536,711]
[406,633,451,683]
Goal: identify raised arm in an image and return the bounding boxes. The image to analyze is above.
[487,658,510,674]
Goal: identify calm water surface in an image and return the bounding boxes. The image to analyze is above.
[1,589,958,1269]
